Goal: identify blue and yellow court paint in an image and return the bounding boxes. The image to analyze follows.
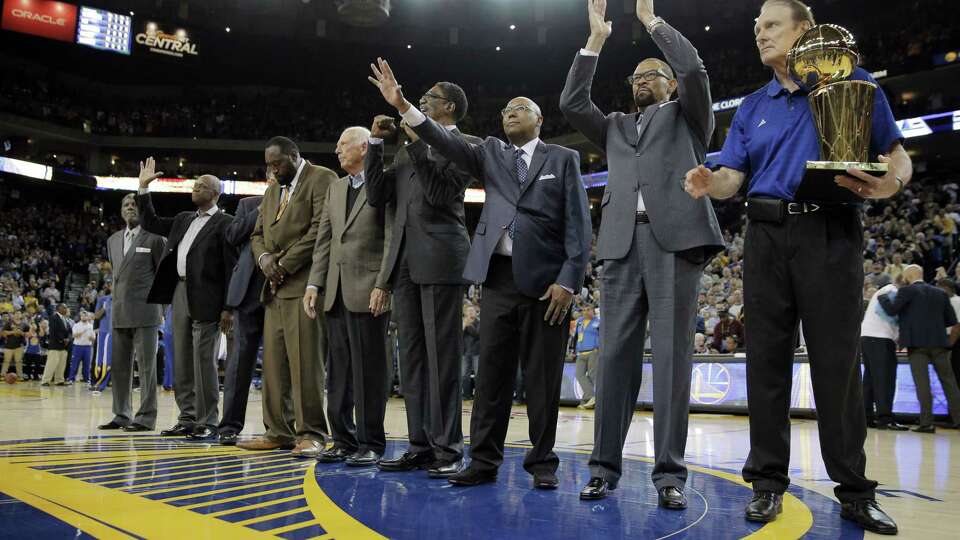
[0,437,862,539]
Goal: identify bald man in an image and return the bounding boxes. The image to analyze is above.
[137,158,237,441]
[304,126,394,466]
[560,0,722,506]
[371,59,591,489]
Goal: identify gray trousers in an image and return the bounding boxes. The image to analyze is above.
[590,223,702,489]
[575,350,598,402]
[172,281,221,429]
[908,347,960,426]
[111,326,159,429]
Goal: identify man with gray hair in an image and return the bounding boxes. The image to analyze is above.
[137,157,237,441]
[97,193,166,432]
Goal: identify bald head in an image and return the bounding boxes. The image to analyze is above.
[336,126,371,175]
[191,174,221,210]
[501,96,543,146]
[902,264,924,283]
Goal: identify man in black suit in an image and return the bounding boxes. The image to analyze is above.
[218,187,270,445]
[879,264,960,432]
[370,58,592,489]
[136,157,237,442]
[40,304,72,385]
[364,81,479,478]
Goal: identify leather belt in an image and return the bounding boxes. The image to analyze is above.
[636,211,650,224]
[746,198,859,224]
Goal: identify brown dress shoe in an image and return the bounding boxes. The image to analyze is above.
[236,437,295,451]
[291,439,324,458]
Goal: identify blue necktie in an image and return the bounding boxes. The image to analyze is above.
[509,148,528,239]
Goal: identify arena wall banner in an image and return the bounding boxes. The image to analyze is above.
[134,20,199,58]
[1,0,77,42]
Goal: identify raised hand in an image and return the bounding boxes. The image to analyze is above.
[588,0,612,39]
[138,157,163,189]
[368,57,408,111]
[400,119,419,143]
[684,165,713,199]
[371,115,398,140]
[636,0,655,22]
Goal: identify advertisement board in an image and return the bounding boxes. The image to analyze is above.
[1,0,77,42]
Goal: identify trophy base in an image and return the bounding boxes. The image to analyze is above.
[793,161,888,203]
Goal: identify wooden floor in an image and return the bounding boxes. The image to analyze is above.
[0,382,956,539]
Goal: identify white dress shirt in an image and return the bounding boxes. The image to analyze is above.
[494,137,540,257]
[72,321,96,346]
[123,225,141,256]
[258,158,306,269]
[176,206,219,278]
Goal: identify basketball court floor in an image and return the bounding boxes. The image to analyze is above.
[0,383,956,539]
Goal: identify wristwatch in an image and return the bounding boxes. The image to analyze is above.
[646,16,666,34]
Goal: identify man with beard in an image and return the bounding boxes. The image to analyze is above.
[98,193,165,432]
[560,0,723,507]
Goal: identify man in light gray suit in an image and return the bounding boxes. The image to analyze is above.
[560,0,724,507]
[98,193,166,432]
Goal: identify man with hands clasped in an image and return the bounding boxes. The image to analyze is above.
[369,57,591,490]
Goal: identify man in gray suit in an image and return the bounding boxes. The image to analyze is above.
[560,0,724,507]
[370,58,591,489]
[304,126,394,467]
[98,193,166,432]
[217,186,270,446]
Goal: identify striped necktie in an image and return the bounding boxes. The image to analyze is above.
[508,148,528,239]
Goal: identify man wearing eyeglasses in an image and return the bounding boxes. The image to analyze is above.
[369,58,591,490]
[363,83,480,478]
[560,0,724,507]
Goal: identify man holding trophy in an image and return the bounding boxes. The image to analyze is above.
[684,0,909,535]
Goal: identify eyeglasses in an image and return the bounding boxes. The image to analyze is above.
[626,69,671,86]
[421,92,451,102]
[500,104,536,117]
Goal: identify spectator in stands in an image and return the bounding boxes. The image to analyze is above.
[572,304,600,411]
[693,333,709,355]
[711,308,743,353]
[1,310,28,380]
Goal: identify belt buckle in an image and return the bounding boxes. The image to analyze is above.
[786,202,820,215]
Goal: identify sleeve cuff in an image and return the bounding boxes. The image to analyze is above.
[401,107,427,127]
[306,285,318,292]
[257,253,268,268]
[368,137,384,145]
[138,187,149,195]
[559,284,575,294]
[579,49,599,57]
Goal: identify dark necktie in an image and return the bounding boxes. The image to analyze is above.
[509,148,528,239]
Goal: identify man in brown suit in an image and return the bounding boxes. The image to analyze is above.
[239,136,337,457]
[304,126,395,466]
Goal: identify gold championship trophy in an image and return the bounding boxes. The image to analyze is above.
[788,24,886,203]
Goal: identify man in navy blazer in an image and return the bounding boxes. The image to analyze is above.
[370,58,592,489]
[218,189,269,445]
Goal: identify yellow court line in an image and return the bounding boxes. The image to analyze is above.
[33,450,246,472]
[85,454,296,482]
[60,451,284,473]
[157,476,305,503]
[134,465,310,496]
[181,485,303,510]
[301,462,386,539]
[116,461,307,490]
[209,495,305,518]
[8,448,241,466]
[233,506,310,526]
[266,520,323,535]
[0,483,139,540]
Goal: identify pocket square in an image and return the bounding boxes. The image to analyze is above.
[538,173,557,180]
[135,247,151,253]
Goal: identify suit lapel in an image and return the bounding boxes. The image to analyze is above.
[332,179,348,233]
[635,104,661,146]
[520,142,548,199]
[117,230,145,274]
[344,184,367,231]
[621,112,641,147]
[187,211,218,257]
[499,142,521,201]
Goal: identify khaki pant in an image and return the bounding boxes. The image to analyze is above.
[2,347,24,379]
[41,349,69,384]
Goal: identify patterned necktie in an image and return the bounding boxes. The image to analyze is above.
[275,186,290,221]
[509,148,528,239]
[123,230,134,255]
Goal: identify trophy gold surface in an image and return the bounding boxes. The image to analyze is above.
[788,24,886,202]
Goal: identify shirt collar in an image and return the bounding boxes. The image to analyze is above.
[444,124,457,131]
[515,138,541,157]
[348,171,365,189]
[288,158,306,193]
[126,225,141,235]
[197,204,219,218]
[765,74,806,98]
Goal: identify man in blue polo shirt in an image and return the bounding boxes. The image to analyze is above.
[684,0,910,535]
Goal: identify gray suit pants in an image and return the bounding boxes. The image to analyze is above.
[172,281,221,429]
[111,326,159,428]
[590,222,702,489]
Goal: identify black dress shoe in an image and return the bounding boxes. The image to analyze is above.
[745,491,783,522]
[377,451,435,471]
[219,432,238,445]
[580,477,612,500]
[185,427,218,441]
[877,422,909,431]
[448,465,497,486]
[316,446,354,463]
[840,499,898,535]
[345,450,382,467]
[160,424,192,437]
[866,419,878,428]
[97,421,125,430]
[427,459,463,478]
[122,423,151,432]
[658,486,688,509]
[912,424,935,433]
[533,471,559,490]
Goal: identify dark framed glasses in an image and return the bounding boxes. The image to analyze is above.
[626,69,671,86]
[421,91,451,102]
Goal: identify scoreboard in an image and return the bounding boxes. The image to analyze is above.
[76,6,130,55]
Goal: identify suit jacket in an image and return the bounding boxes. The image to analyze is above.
[560,22,724,263]
[308,176,395,313]
[365,132,480,286]
[251,161,338,300]
[879,281,958,348]
[107,227,166,328]
[410,117,591,298]
[136,192,237,322]
[225,195,265,310]
[48,313,71,350]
